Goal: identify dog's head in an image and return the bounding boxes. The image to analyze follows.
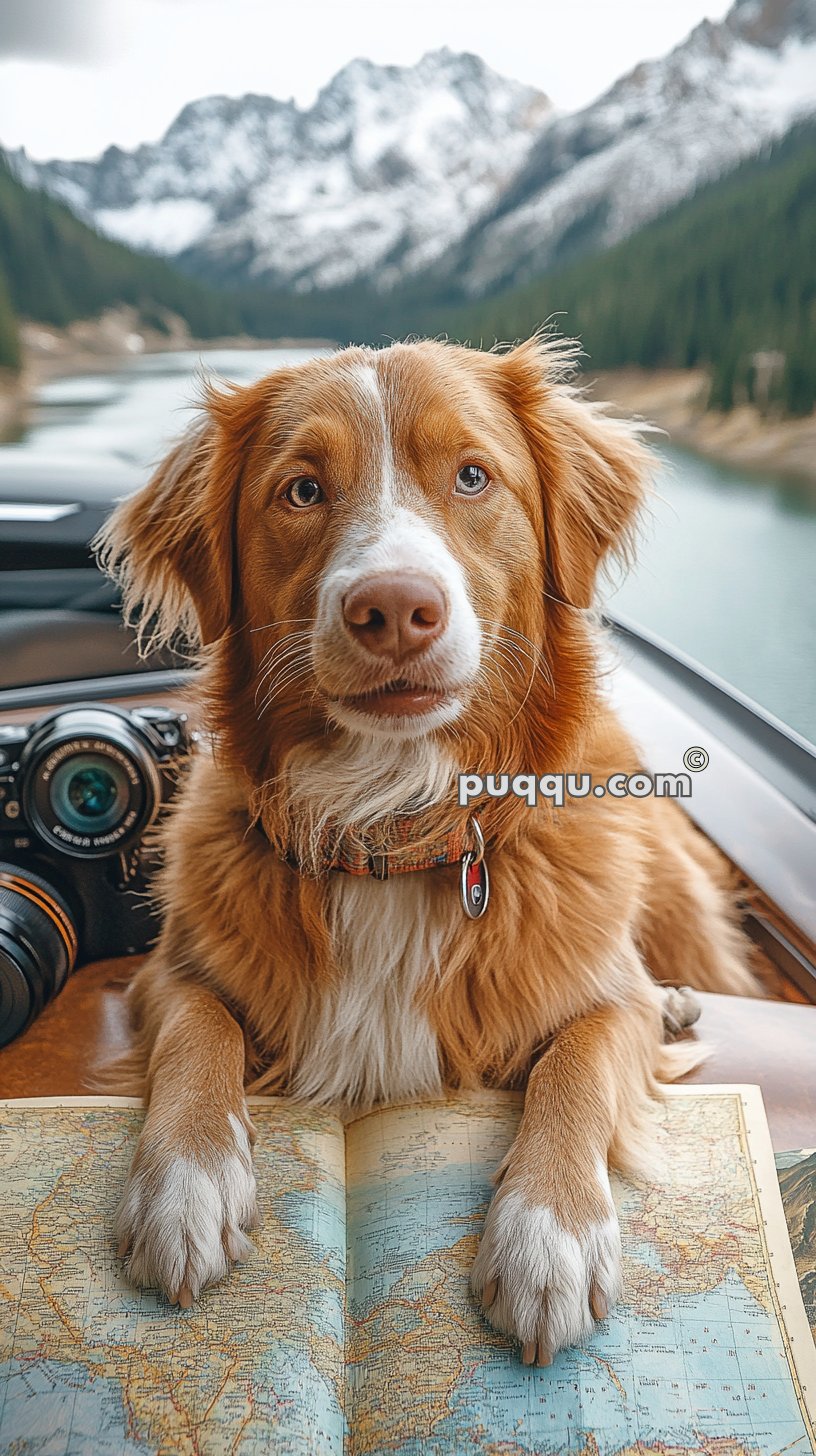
[97,336,650,798]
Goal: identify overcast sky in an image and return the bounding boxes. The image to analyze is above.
[0,0,734,161]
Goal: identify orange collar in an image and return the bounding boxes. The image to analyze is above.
[258,812,490,915]
[271,817,471,879]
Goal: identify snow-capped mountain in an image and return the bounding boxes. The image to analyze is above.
[14,50,551,292]
[10,0,816,299]
[450,0,816,294]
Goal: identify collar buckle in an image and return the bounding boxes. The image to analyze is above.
[368,852,389,880]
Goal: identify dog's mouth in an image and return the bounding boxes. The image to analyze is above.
[337,677,452,717]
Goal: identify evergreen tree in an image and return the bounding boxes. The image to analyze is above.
[435,123,816,417]
[0,158,240,353]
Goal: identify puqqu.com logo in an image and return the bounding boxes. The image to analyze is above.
[457,750,713,808]
[683,746,709,772]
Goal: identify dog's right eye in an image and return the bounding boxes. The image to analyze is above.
[285,477,324,508]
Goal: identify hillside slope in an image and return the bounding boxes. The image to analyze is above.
[16,51,551,293]
[444,122,816,416]
[0,270,19,371]
[15,0,815,298]
[0,159,241,369]
[447,0,816,296]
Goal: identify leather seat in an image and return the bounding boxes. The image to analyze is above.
[0,610,177,689]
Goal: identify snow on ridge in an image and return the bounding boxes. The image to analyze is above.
[12,2,816,297]
[455,20,816,295]
[95,198,215,254]
[727,34,816,128]
[23,48,552,283]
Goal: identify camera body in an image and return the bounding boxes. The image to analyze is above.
[0,704,192,1046]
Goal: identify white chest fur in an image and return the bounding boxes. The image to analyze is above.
[290,871,455,1109]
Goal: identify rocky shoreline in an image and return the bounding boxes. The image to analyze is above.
[3,325,814,487]
[588,368,816,487]
[0,307,335,444]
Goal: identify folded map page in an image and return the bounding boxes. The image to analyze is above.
[0,1086,814,1455]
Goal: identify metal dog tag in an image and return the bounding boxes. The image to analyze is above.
[461,851,489,919]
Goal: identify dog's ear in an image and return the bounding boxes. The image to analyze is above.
[94,378,273,652]
[496,335,652,609]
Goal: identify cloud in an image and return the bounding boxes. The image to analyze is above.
[0,0,108,63]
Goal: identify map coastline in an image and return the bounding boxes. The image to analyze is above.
[0,1086,813,1455]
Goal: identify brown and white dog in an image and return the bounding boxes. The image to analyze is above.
[96,335,756,1365]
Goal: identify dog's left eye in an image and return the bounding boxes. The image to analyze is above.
[285,476,324,508]
[454,464,490,497]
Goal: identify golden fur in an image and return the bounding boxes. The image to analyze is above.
[95,334,757,1357]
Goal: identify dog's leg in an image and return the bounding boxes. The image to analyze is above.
[115,963,257,1307]
[471,990,663,1365]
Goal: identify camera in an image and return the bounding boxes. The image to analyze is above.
[0,704,192,1048]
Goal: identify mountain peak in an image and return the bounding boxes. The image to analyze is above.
[12,1,815,299]
[313,47,549,111]
[21,49,551,288]
[163,91,295,143]
[445,0,816,295]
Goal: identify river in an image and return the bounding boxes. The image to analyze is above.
[3,346,815,745]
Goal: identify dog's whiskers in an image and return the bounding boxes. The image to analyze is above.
[256,644,313,693]
[257,628,313,674]
[257,656,314,716]
[487,647,536,726]
[255,634,314,714]
[479,621,554,697]
[250,616,316,635]
[482,647,525,701]
[488,640,529,680]
[255,667,309,711]
[476,657,515,710]
[473,627,551,728]
[486,622,555,695]
[254,632,313,705]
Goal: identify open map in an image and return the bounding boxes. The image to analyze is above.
[0,1086,814,1454]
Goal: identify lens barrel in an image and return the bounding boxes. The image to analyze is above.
[0,867,78,1048]
[20,707,162,860]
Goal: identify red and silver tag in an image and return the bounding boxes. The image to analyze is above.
[460,814,489,919]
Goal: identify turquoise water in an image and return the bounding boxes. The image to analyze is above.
[607,443,816,744]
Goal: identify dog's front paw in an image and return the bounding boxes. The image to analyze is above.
[471,1174,622,1366]
[115,1109,258,1307]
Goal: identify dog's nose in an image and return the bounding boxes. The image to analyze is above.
[343,572,448,660]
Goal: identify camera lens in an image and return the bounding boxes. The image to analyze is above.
[21,707,162,859]
[51,753,131,835]
[0,867,78,1048]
